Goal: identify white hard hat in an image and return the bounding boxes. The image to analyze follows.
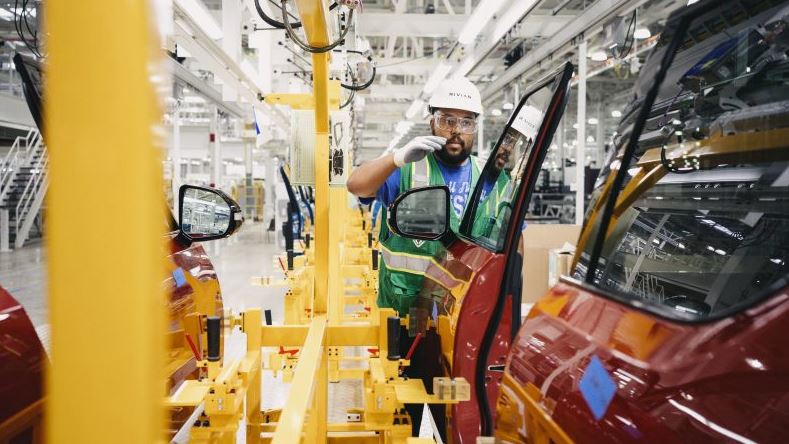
[509,105,543,139]
[428,77,483,115]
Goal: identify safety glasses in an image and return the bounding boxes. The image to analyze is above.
[433,112,477,134]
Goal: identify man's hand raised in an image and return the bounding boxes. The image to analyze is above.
[393,136,446,167]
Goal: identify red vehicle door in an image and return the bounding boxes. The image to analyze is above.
[402,62,574,442]
[497,1,789,443]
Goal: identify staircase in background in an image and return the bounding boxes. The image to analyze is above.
[0,129,48,250]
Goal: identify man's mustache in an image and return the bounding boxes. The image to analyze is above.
[446,138,465,148]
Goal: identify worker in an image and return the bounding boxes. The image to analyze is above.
[473,104,543,240]
[346,76,485,439]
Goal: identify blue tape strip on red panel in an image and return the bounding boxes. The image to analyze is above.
[579,354,617,421]
[173,267,187,288]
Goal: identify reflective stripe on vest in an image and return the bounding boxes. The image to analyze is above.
[380,246,431,273]
[411,157,429,188]
[380,245,463,289]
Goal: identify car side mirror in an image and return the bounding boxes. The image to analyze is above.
[179,185,243,242]
[388,186,450,241]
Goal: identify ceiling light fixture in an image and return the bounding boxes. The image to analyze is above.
[0,8,13,21]
[458,0,508,45]
[423,62,453,95]
[611,110,622,118]
[587,117,599,125]
[502,102,514,110]
[405,100,426,119]
[491,109,502,116]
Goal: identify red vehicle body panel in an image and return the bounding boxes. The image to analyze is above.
[423,239,498,442]
[165,234,224,392]
[428,63,573,443]
[0,285,45,426]
[504,281,789,443]
[441,241,506,443]
[0,233,224,440]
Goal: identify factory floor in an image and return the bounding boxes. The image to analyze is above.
[1,222,436,441]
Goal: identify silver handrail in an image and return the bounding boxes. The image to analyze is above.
[15,143,48,246]
[0,128,36,201]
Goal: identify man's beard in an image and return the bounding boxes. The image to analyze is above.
[435,138,471,165]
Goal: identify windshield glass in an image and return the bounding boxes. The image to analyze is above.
[461,76,561,251]
[574,2,789,320]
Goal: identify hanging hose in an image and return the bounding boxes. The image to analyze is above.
[341,62,376,91]
[281,0,353,54]
[340,88,355,108]
[254,0,340,29]
[254,0,301,29]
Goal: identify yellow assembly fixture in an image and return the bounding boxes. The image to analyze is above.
[46,0,167,443]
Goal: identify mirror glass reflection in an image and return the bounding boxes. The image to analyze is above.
[395,188,448,238]
[182,187,231,238]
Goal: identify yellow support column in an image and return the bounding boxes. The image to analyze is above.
[292,0,331,316]
[245,310,263,444]
[46,1,165,443]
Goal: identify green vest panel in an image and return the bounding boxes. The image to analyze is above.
[377,154,483,315]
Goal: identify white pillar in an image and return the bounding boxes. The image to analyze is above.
[596,102,604,167]
[0,209,9,252]
[244,141,254,219]
[211,105,222,187]
[221,0,240,101]
[262,151,276,226]
[172,109,181,214]
[576,39,587,225]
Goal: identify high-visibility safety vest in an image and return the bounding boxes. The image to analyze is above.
[377,153,484,316]
[472,171,512,239]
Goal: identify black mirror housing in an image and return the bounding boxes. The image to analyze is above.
[388,186,451,241]
[178,185,244,243]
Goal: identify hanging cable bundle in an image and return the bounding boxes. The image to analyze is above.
[340,88,355,108]
[13,0,42,58]
[280,0,353,54]
[254,0,341,30]
[339,50,376,91]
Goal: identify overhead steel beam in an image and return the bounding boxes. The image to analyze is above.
[172,4,290,131]
[376,57,498,76]
[481,0,648,101]
[364,84,422,101]
[169,58,246,118]
[357,13,466,38]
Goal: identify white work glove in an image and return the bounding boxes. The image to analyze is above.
[392,136,446,167]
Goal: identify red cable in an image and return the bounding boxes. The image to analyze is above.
[404,332,423,361]
[185,332,202,361]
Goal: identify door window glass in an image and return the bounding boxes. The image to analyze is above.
[461,78,559,251]
[575,4,789,320]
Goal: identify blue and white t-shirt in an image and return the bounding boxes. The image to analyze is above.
[369,155,473,218]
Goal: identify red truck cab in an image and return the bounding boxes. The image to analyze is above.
[495,1,789,442]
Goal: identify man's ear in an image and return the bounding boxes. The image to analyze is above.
[429,116,435,134]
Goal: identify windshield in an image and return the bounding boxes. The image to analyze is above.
[461,74,563,251]
[574,2,789,321]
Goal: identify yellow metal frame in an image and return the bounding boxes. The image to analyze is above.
[46,1,166,443]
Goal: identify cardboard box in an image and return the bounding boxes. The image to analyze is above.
[548,242,576,287]
[521,225,581,304]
